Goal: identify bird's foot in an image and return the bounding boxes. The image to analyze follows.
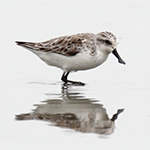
[61,72,85,86]
[64,80,85,86]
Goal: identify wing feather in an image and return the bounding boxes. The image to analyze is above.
[16,33,95,56]
[35,34,85,56]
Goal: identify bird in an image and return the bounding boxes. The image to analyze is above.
[16,31,125,85]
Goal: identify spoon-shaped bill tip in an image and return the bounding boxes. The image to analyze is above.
[112,49,126,65]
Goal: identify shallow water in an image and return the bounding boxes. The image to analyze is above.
[1,73,150,149]
[16,84,124,135]
[1,0,150,150]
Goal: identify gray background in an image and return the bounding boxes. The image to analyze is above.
[1,0,150,149]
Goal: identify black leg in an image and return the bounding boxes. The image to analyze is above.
[61,72,85,86]
[61,72,69,84]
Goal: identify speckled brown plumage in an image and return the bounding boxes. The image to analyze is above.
[16,33,96,56]
[16,31,125,85]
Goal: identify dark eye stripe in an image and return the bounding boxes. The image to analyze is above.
[104,40,112,45]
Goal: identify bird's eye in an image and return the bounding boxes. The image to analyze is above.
[105,40,111,45]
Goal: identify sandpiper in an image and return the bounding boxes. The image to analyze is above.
[16,31,125,85]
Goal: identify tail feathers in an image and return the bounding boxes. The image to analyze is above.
[15,41,37,50]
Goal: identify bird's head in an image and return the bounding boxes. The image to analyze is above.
[96,31,126,65]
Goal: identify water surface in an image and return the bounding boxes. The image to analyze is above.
[16,84,124,135]
[1,0,150,150]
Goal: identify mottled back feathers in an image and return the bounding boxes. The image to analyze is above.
[16,33,96,56]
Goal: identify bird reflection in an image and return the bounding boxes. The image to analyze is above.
[16,85,124,135]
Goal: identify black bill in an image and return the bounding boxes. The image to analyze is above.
[112,49,126,65]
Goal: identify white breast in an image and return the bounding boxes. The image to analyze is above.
[31,49,109,72]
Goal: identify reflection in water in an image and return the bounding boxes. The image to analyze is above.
[16,85,124,135]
